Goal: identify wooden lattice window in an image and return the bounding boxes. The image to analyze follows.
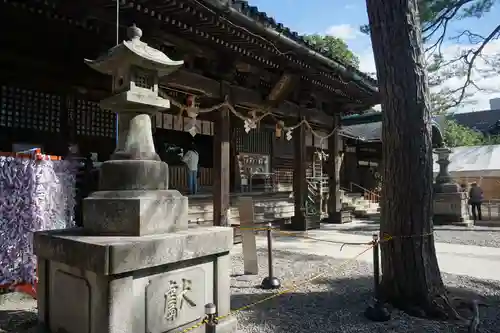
[75,99,115,138]
[0,85,61,132]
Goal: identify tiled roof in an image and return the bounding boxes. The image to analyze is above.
[450,109,500,134]
[227,0,377,86]
[341,120,443,146]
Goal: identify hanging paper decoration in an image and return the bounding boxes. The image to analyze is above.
[185,95,199,119]
[243,118,257,133]
[275,120,285,138]
[243,110,258,133]
[160,89,339,143]
[185,117,198,137]
[182,95,200,137]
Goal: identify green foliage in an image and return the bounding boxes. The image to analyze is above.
[443,118,500,147]
[302,34,360,68]
[420,0,496,28]
[443,119,484,146]
[362,0,498,39]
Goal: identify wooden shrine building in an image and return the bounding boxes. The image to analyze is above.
[0,0,379,231]
[340,112,444,193]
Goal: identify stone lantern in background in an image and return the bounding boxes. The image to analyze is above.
[434,147,456,190]
[433,147,472,226]
[33,25,237,333]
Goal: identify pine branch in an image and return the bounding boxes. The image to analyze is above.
[439,24,500,108]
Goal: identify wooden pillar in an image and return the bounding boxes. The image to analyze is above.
[327,112,348,223]
[213,83,231,226]
[290,116,308,230]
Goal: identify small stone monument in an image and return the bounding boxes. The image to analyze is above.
[433,147,472,226]
[34,25,237,333]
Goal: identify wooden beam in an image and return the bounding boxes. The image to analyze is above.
[212,82,231,226]
[328,113,340,216]
[158,69,350,130]
[290,116,308,231]
[327,112,349,223]
[161,69,221,97]
[266,73,298,107]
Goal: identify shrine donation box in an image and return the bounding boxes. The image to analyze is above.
[33,25,237,333]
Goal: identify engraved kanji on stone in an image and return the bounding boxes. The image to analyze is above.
[163,279,197,322]
[179,279,196,310]
[164,280,179,322]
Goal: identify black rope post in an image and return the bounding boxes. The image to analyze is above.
[261,222,281,289]
[372,234,380,298]
[364,234,391,322]
[205,303,217,333]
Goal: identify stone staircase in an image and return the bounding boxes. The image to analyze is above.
[341,191,380,218]
[187,192,294,226]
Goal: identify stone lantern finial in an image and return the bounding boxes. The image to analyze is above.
[127,23,142,40]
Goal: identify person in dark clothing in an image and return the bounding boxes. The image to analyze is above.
[468,182,483,220]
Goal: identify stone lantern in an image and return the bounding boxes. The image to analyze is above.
[33,25,236,333]
[433,147,472,226]
[84,24,183,191]
[81,24,186,236]
[434,147,455,189]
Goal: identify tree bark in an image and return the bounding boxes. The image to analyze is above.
[365,0,447,317]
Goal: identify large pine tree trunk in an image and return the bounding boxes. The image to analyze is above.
[365,0,447,317]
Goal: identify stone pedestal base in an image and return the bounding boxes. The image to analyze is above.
[99,159,169,191]
[34,227,237,333]
[433,192,473,226]
[83,190,188,236]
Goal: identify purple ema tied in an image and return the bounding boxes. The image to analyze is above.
[0,156,76,286]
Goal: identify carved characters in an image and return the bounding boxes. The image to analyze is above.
[179,279,196,309]
[163,278,197,322]
[164,280,179,321]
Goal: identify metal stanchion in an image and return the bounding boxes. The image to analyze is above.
[261,222,281,289]
[372,234,381,298]
[205,303,217,333]
[364,234,391,322]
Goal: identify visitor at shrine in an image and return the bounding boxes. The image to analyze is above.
[468,182,483,220]
[182,143,199,195]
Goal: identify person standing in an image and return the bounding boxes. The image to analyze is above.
[182,143,199,195]
[468,182,484,220]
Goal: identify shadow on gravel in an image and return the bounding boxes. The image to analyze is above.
[231,250,500,333]
[232,276,500,333]
[0,309,37,333]
[333,226,500,235]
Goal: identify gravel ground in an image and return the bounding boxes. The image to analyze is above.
[230,249,500,333]
[0,292,37,333]
[1,249,499,333]
[328,221,500,248]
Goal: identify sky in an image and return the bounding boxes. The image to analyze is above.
[248,0,500,113]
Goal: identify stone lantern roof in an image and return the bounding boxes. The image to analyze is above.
[84,24,184,78]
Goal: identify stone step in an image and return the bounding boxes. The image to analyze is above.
[189,211,295,225]
[188,202,294,215]
[343,192,363,198]
[353,209,380,218]
[188,200,295,225]
[473,220,500,227]
[451,220,474,227]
